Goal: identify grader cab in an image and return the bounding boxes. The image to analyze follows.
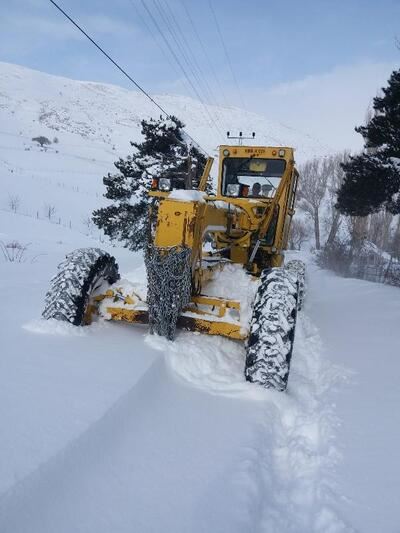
[43,144,305,391]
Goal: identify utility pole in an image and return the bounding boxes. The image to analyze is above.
[226,131,256,146]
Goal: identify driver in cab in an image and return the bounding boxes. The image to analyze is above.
[251,183,261,197]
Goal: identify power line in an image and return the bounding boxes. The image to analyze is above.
[174,0,231,135]
[158,0,215,104]
[152,0,208,99]
[157,0,229,134]
[141,0,225,141]
[131,0,226,141]
[128,0,194,99]
[48,0,208,155]
[179,0,230,108]
[146,0,224,136]
[208,0,246,110]
[140,1,203,108]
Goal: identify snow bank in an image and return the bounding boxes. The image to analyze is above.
[23,318,87,336]
[203,262,259,328]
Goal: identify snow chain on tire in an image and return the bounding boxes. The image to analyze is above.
[42,248,119,326]
[245,268,299,391]
[145,244,192,341]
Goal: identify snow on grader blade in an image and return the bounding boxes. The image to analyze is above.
[43,145,305,390]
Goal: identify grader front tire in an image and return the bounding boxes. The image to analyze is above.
[245,268,299,391]
[42,248,119,326]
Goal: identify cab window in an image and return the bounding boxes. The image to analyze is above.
[222,157,286,198]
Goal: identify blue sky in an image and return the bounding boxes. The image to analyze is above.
[1,0,399,149]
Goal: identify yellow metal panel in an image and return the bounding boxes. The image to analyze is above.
[106,307,149,324]
[99,288,246,340]
[103,304,246,340]
[178,316,246,340]
[198,157,214,191]
[191,295,240,309]
[271,254,284,267]
[230,246,248,264]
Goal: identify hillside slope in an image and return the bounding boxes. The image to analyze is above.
[2,62,399,533]
[0,61,331,237]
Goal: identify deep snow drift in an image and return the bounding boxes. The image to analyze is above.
[1,210,399,532]
[1,61,400,532]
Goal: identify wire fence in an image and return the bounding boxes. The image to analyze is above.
[350,255,400,288]
[0,207,106,243]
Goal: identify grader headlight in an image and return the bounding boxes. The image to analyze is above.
[226,183,240,196]
[159,178,172,191]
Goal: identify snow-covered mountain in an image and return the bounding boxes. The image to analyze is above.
[1,61,400,533]
[0,61,331,235]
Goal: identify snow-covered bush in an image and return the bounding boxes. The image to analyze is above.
[319,237,400,287]
[32,136,51,148]
[316,239,353,276]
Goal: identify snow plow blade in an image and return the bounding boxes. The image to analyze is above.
[94,290,246,340]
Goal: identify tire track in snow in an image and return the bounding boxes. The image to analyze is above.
[155,311,355,532]
[253,313,354,532]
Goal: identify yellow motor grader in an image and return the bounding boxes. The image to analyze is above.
[43,144,305,390]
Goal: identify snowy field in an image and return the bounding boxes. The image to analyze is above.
[1,62,400,532]
[1,209,399,532]
[0,61,331,240]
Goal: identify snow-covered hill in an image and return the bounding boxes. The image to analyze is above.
[1,61,400,533]
[1,207,399,532]
[0,61,331,236]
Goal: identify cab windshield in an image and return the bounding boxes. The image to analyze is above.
[222,157,286,198]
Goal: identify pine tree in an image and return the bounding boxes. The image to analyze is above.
[93,115,207,251]
[337,69,400,216]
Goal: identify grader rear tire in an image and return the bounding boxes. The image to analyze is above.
[42,248,119,326]
[245,268,298,391]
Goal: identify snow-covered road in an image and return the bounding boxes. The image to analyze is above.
[308,267,400,533]
[0,215,399,532]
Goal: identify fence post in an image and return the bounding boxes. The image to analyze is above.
[383,257,393,284]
